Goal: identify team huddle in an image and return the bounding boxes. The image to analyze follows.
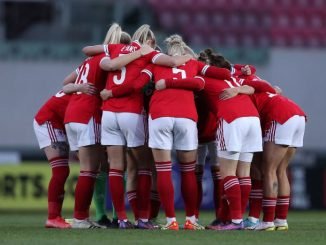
[33,23,306,231]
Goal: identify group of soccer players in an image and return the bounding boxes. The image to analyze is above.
[33,23,306,230]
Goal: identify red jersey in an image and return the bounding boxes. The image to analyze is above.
[35,90,71,130]
[196,91,218,143]
[101,41,162,114]
[147,59,213,121]
[202,77,259,123]
[231,64,257,79]
[64,53,107,124]
[251,92,306,130]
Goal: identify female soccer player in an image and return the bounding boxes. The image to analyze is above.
[63,23,136,229]
[33,80,96,228]
[158,48,277,230]
[250,87,306,231]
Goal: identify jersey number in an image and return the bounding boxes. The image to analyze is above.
[113,67,126,85]
[75,63,90,94]
[172,67,186,79]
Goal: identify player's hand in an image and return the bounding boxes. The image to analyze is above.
[219,87,239,100]
[100,89,113,100]
[140,44,154,56]
[274,85,282,94]
[241,65,251,76]
[79,83,97,95]
[155,79,167,90]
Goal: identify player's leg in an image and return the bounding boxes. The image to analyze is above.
[244,152,263,229]
[255,142,287,231]
[174,117,203,230]
[274,147,296,230]
[33,120,71,228]
[93,147,111,227]
[195,143,207,220]
[72,144,102,228]
[149,116,178,230]
[125,149,138,223]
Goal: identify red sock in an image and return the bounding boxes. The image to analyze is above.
[109,169,127,220]
[180,161,197,217]
[262,197,277,222]
[150,191,161,219]
[248,179,263,219]
[48,157,69,219]
[127,190,138,220]
[275,196,290,220]
[137,169,152,219]
[74,170,97,220]
[155,161,175,218]
[239,177,252,216]
[211,167,221,219]
[223,176,242,220]
[218,177,230,222]
[195,165,203,219]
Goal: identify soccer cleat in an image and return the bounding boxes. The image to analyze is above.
[274,219,288,231]
[212,222,243,231]
[161,221,179,231]
[149,218,162,229]
[110,218,119,228]
[205,219,226,230]
[71,218,102,229]
[254,221,276,231]
[45,216,71,229]
[96,215,112,228]
[184,220,205,230]
[118,220,134,229]
[243,218,260,230]
[135,220,156,229]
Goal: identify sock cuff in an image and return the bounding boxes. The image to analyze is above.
[127,190,137,201]
[238,177,251,185]
[223,176,239,190]
[109,169,124,177]
[80,170,98,178]
[49,157,69,168]
[155,161,172,172]
[179,161,196,172]
[138,169,152,176]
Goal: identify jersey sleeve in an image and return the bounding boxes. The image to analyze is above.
[165,76,205,91]
[242,79,276,93]
[233,64,257,75]
[197,60,231,80]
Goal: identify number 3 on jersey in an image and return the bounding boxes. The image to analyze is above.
[113,67,126,85]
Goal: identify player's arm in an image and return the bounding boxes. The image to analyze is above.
[63,83,97,95]
[100,71,152,100]
[152,53,192,67]
[219,85,255,100]
[100,45,154,71]
[233,64,256,76]
[242,78,276,93]
[198,61,231,80]
[62,70,78,85]
[156,76,205,91]
[82,45,104,56]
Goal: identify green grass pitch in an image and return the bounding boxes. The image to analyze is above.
[0,210,326,245]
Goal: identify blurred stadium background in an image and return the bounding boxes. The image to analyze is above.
[0,0,326,211]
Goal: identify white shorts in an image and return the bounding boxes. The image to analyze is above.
[33,119,67,149]
[65,117,101,151]
[218,151,253,162]
[148,116,198,151]
[101,111,145,147]
[264,115,305,147]
[197,141,219,166]
[217,117,262,152]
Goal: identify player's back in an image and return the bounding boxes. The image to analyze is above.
[203,76,259,123]
[65,53,107,124]
[149,60,201,121]
[35,91,71,128]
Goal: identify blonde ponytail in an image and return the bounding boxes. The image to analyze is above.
[165,34,186,56]
[103,23,122,44]
[132,24,156,45]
